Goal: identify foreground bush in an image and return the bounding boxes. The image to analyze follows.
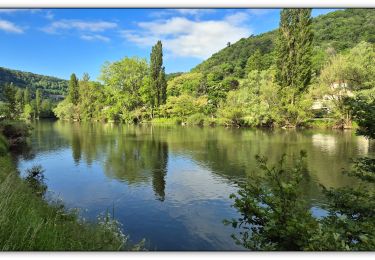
[225,152,318,250]
[227,151,375,251]
[0,120,31,147]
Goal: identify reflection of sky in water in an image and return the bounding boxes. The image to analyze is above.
[312,134,337,155]
[16,122,375,250]
[312,133,370,156]
[18,148,243,250]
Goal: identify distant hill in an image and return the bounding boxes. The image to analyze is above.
[0,67,68,96]
[192,9,375,75]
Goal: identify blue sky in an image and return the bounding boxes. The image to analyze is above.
[0,8,336,80]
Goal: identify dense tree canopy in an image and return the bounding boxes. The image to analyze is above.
[0,67,68,96]
[193,9,375,78]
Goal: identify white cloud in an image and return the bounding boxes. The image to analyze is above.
[80,34,110,42]
[248,9,275,16]
[42,19,117,34]
[225,12,250,25]
[149,9,215,18]
[45,10,54,20]
[175,9,215,16]
[122,13,251,59]
[0,19,23,33]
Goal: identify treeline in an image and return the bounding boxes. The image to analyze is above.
[54,41,169,123]
[54,9,375,129]
[226,33,375,251]
[193,9,375,76]
[0,67,68,96]
[0,84,56,120]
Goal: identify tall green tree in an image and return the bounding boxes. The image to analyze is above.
[15,88,24,116]
[35,89,42,118]
[23,87,30,105]
[150,41,166,108]
[245,49,264,73]
[3,83,18,119]
[68,73,79,105]
[159,67,167,104]
[82,72,90,82]
[276,9,313,95]
[100,57,149,121]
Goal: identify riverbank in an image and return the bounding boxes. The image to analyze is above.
[0,121,140,251]
[146,116,357,130]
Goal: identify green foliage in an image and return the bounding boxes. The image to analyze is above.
[100,57,149,113]
[22,104,34,120]
[160,94,208,120]
[276,9,313,93]
[2,84,18,119]
[316,173,375,249]
[68,73,79,105]
[193,32,275,77]
[25,165,47,197]
[0,120,31,148]
[306,119,336,129]
[0,134,8,156]
[227,150,375,251]
[53,99,75,121]
[150,117,182,125]
[150,41,167,108]
[48,11,373,130]
[186,113,206,126]
[35,89,42,118]
[277,86,314,127]
[318,41,375,128]
[348,88,375,139]
[226,151,318,250]
[23,87,30,105]
[0,67,68,96]
[245,49,265,73]
[78,80,105,121]
[193,9,375,78]
[167,72,204,97]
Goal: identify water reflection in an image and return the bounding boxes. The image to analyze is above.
[16,120,375,250]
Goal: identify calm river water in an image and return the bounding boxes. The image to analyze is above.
[16,120,375,250]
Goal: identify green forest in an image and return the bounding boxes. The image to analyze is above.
[1,9,374,130]
[48,8,374,130]
[0,67,68,95]
[0,8,375,251]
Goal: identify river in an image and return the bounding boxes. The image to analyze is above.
[16,120,375,250]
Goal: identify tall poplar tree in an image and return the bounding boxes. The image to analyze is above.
[276,9,313,96]
[150,41,167,108]
[159,67,167,104]
[68,73,79,105]
[35,89,42,118]
[15,88,24,116]
[23,87,30,105]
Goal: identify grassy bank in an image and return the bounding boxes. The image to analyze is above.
[148,116,352,130]
[0,122,141,251]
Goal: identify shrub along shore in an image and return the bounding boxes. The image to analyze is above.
[0,121,142,251]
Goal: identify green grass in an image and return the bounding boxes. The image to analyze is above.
[306,118,337,129]
[306,118,359,129]
[148,117,182,125]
